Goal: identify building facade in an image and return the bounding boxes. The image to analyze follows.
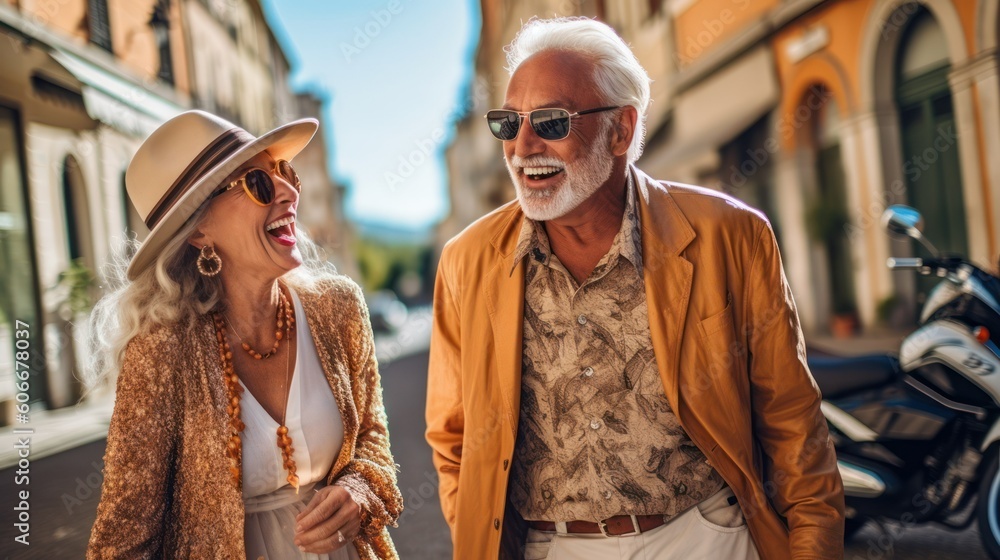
[443,0,1000,336]
[293,90,357,279]
[0,0,350,422]
[0,0,191,419]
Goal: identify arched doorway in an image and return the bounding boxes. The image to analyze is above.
[61,155,96,271]
[894,8,968,299]
[856,0,982,326]
[48,155,95,407]
[804,86,856,334]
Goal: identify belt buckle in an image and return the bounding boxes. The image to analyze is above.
[599,514,640,537]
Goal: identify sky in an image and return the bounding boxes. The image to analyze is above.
[262,1,480,232]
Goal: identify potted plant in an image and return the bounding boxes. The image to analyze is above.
[52,259,97,320]
[830,302,858,339]
[48,259,97,406]
[805,199,850,247]
[806,196,857,337]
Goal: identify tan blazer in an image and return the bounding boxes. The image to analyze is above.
[426,165,845,560]
[88,276,402,559]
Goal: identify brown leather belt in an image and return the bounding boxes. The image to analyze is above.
[528,514,665,536]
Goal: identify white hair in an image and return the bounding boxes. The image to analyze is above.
[84,202,338,391]
[505,17,652,163]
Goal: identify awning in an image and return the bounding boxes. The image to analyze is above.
[50,49,184,138]
[0,4,185,137]
[640,45,779,175]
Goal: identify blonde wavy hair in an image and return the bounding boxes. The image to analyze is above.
[85,201,339,390]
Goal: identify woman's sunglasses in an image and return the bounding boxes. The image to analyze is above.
[213,159,301,206]
[484,106,620,141]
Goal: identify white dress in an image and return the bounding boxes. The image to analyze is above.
[241,288,360,560]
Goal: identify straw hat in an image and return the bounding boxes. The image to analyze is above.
[124,110,318,280]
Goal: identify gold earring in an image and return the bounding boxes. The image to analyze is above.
[197,245,222,277]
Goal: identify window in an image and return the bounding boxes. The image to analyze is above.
[648,0,664,19]
[810,92,856,320]
[149,0,174,85]
[87,0,113,52]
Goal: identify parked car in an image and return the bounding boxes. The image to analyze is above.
[366,290,408,333]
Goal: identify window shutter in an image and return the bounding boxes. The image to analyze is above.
[88,0,112,51]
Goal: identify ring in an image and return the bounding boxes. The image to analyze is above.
[337,529,344,543]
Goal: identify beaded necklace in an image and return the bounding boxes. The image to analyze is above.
[224,288,293,360]
[213,284,299,492]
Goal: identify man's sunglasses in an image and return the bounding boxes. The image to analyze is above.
[213,159,301,206]
[484,106,620,141]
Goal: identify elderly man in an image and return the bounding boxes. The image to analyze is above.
[426,17,844,560]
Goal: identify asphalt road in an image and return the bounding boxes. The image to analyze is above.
[381,351,452,559]
[0,438,104,558]
[0,349,992,558]
[846,521,988,559]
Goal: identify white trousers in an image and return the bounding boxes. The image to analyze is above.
[523,486,761,560]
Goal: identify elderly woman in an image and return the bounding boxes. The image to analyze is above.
[86,110,402,559]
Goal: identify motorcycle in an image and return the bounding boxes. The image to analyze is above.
[812,205,1000,556]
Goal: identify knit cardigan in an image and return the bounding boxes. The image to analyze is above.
[87,276,403,559]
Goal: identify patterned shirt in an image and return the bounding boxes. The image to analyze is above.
[509,175,724,522]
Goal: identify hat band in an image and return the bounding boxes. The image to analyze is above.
[145,128,255,230]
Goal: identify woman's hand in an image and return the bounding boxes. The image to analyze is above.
[293,485,362,553]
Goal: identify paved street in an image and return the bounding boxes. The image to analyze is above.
[0,348,993,559]
[0,438,104,558]
[382,351,452,559]
[846,522,988,559]
[0,349,454,560]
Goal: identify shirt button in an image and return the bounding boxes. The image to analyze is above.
[590,418,602,430]
[582,366,594,378]
[503,459,509,471]
[577,314,587,325]
[604,490,613,499]
[494,518,500,530]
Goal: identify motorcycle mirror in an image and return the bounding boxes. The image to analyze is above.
[881,205,941,256]
[881,205,924,238]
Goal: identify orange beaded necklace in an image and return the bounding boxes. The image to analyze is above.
[213,284,300,492]
[223,288,293,360]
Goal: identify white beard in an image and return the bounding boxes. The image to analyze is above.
[506,125,613,221]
